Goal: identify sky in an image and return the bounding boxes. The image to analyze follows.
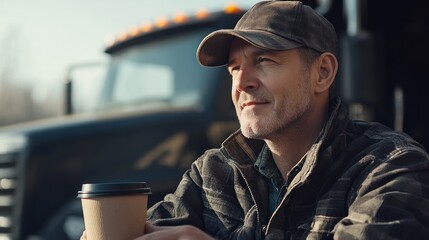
[0,0,261,104]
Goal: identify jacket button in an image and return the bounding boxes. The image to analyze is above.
[262,225,267,233]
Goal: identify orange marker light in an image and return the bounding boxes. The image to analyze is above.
[155,16,169,28]
[224,3,242,14]
[117,31,128,42]
[128,26,140,37]
[173,12,188,23]
[139,22,153,33]
[195,9,210,19]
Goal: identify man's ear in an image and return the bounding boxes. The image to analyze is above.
[314,52,338,94]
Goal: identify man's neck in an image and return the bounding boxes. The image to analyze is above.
[265,106,328,181]
[265,132,316,180]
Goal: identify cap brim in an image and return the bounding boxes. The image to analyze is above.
[197,29,303,67]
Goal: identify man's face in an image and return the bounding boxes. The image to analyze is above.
[227,39,314,140]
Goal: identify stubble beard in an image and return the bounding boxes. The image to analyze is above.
[239,97,312,140]
[239,77,312,140]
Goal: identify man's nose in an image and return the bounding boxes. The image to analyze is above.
[233,68,259,92]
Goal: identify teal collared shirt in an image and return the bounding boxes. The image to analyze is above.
[254,144,305,216]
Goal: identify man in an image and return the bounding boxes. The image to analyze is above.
[82,1,429,239]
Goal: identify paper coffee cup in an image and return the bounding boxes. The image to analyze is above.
[77,182,151,240]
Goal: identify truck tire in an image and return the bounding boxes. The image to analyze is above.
[38,199,85,240]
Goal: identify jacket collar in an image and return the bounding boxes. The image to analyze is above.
[221,97,349,167]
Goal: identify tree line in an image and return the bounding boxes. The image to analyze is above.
[0,79,60,127]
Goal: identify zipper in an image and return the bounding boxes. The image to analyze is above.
[265,160,306,234]
[266,181,303,234]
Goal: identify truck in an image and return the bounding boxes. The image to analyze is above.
[0,0,428,239]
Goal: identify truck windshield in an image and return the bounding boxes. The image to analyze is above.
[97,27,218,112]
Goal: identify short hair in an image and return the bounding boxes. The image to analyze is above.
[297,47,321,70]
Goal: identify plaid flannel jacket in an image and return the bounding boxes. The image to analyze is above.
[147,98,429,239]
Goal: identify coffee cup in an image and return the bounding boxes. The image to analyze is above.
[77,182,151,240]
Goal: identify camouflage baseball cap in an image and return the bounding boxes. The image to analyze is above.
[197,0,337,66]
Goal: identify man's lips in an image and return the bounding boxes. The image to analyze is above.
[240,101,269,109]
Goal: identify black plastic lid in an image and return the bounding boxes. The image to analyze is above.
[77,182,151,198]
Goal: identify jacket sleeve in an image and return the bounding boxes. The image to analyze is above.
[147,156,205,228]
[333,148,429,239]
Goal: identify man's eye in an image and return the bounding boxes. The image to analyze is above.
[257,57,271,63]
[229,68,239,76]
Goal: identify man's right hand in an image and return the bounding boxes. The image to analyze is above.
[80,230,87,240]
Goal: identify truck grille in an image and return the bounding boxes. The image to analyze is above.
[0,151,19,239]
[0,135,26,240]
